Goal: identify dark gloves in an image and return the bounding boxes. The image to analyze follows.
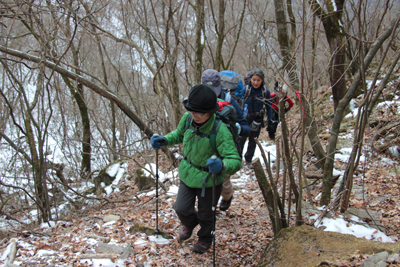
[151,135,167,150]
[284,108,289,114]
[206,157,224,173]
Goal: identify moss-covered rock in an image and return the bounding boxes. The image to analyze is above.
[133,168,155,191]
[339,122,352,134]
[93,160,127,195]
[257,225,400,267]
[129,222,173,239]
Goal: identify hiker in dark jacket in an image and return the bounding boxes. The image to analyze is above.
[267,82,294,140]
[201,69,250,212]
[150,84,241,254]
[238,68,272,169]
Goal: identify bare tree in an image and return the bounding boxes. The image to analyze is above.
[309,0,346,111]
[194,0,205,82]
[320,13,400,206]
[208,0,247,71]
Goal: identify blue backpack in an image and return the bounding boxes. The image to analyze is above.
[220,70,244,100]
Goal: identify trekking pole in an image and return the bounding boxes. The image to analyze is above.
[211,155,217,267]
[153,133,160,236]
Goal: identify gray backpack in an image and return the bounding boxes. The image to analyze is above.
[220,70,244,107]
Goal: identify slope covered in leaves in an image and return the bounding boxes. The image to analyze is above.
[1,85,400,266]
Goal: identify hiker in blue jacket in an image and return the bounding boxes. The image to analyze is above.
[201,69,250,211]
[239,68,272,169]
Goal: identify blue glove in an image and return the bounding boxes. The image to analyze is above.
[151,135,167,150]
[235,122,241,134]
[206,157,223,173]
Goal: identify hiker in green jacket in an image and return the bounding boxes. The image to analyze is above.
[151,84,242,254]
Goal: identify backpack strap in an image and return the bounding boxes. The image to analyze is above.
[224,92,232,103]
[183,114,192,132]
[184,114,210,140]
[243,85,251,103]
[262,86,267,99]
[200,172,221,197]
[209,119,222,155]
[183,155,209,172]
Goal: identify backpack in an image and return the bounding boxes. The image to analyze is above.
[184,97,239,156]
[220,70,244,103]
[242,84,268,103]
[243,85,270,124]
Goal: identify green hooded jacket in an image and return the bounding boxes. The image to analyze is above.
[164,112,242,188]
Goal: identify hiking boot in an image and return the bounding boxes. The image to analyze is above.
[193,240,212,254]
[220,196,233,211]
[246,161,253,169]
[179,226,193,241]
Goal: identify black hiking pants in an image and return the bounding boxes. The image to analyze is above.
[173,181,222,243]
[238,124,262,163]
[268,110,279,139]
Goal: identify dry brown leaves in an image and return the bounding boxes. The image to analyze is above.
[2,106,400,266]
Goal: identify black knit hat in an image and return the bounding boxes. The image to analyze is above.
[183,84,220,113]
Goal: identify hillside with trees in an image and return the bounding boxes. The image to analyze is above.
[0,0,400,266]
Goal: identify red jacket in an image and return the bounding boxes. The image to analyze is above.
[270,93,294,111]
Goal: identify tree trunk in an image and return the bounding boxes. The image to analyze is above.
[252,158,282,236]
[328,37,347,111]
[67,14,92,177]
[273,0,299,89]
[26,67,50,223]
[194,0,205,83]
[213,0,225,71]
[280,98,300,218]
[309,0,346,111]
[255,138,288,229]
[280,111,299,202]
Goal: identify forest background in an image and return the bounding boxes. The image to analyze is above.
[0,0,400,245]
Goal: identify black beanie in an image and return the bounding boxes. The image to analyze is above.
[183,84,220,113]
